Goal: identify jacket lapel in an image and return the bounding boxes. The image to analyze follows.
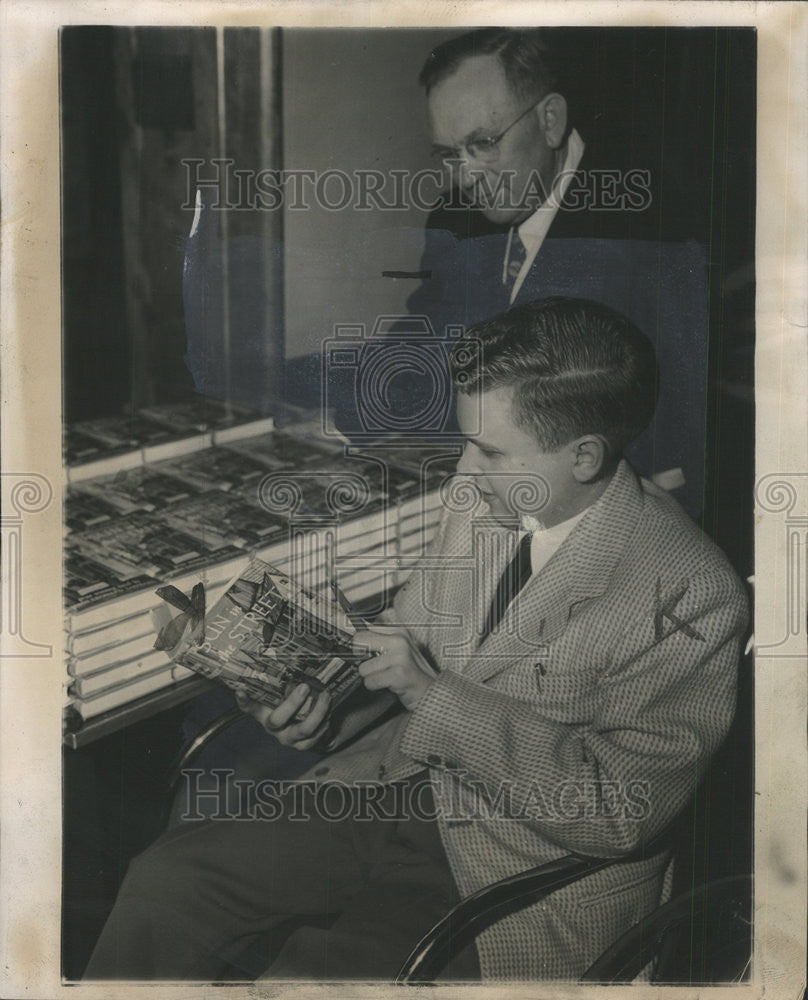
[425,512,519,668]
[463,462,645,684]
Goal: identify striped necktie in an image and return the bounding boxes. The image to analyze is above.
[503,228,527,292]
[479,533,533,645]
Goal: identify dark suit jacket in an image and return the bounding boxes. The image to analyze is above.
[396,154,710,518]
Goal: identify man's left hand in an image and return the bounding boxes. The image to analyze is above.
[353,625,437,711]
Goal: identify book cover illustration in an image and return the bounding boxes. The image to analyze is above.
[159,446,272,494]
[73,412,182,451]
[81,466,201,514]
[154,557,364,711]
[64,548,159,611]
[140,397,257,433]
[228,430,341,471]
[351,436,461,479]
[65,487,123,533]
[70,510,242,581]
[160,491,288,550]
[63,427,108,466]
[236,442,392,520]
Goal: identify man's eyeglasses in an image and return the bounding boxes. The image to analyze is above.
[431,100,540,166]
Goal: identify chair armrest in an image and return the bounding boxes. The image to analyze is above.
[395,852,617,984]
[396,829,674,984]
[580,873,752,984]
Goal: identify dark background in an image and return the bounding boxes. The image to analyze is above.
[61,26,756,980]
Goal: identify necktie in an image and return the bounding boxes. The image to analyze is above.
[503,228,527,292]
[479,533,533,645]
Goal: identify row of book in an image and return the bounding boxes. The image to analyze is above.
[64,416,462,728]
[65,397,276,481]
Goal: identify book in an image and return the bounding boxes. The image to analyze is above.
[63,428,108,465]
[64,548,159,609]
[66,611,158,655]
[142,432,212,465]
[74,413,180,451]
[69,663,181,720]
[65,412,203,480]
[349,437,462,479]
[141,397,274,442]
[213,418,275,446]
[80,466,202,513]
[69,649,172,697]
[78,411,214,465]
[153,556,365,712]
[227,430,341,472]
[63,482,442,635]
[64,534,294,634]
[70,509,245,580]
[229,448,394,524]
[67,631,159,676]
[140,397,250,433]
[158,446,271,494]
[64,405,275,479]
[65,488,124,533]
[67,448,143,483]
[160,491,288,550]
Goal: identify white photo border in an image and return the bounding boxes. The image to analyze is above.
[1,2,805,998]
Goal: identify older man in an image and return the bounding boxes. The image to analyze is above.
[399,28,709,518]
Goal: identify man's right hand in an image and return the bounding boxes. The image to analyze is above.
[235,683,332,751]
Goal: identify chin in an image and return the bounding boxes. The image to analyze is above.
[482,497,519,526]
[479,205,528,226]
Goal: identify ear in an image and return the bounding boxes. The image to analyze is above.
[536,93,568,149]
[569,435,609,483]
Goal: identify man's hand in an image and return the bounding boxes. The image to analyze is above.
[235,683,331,751]
[353,625,437,711]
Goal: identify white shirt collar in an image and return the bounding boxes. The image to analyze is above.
[520,504,588,578]
[508,128,586,303]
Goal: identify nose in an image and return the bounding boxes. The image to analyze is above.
[456,441,482,476]
[455,154,487,193]
[456,442,471,475]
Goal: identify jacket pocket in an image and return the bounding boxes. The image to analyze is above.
[573,864,665,926]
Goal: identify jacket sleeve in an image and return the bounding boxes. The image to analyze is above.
[397,566,748,857]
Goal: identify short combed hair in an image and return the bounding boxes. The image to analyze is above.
[450,298,659,457]
[419,28,559,101]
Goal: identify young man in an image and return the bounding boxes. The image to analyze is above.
[85,298,747,982]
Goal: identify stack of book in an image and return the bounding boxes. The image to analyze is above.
[64,405,459,732]
[65,397,277,481]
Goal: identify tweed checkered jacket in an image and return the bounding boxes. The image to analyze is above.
[303,461,748,980]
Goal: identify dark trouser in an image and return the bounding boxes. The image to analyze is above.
[84,776,480,982]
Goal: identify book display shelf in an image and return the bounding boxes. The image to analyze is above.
[63,400,460,747]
